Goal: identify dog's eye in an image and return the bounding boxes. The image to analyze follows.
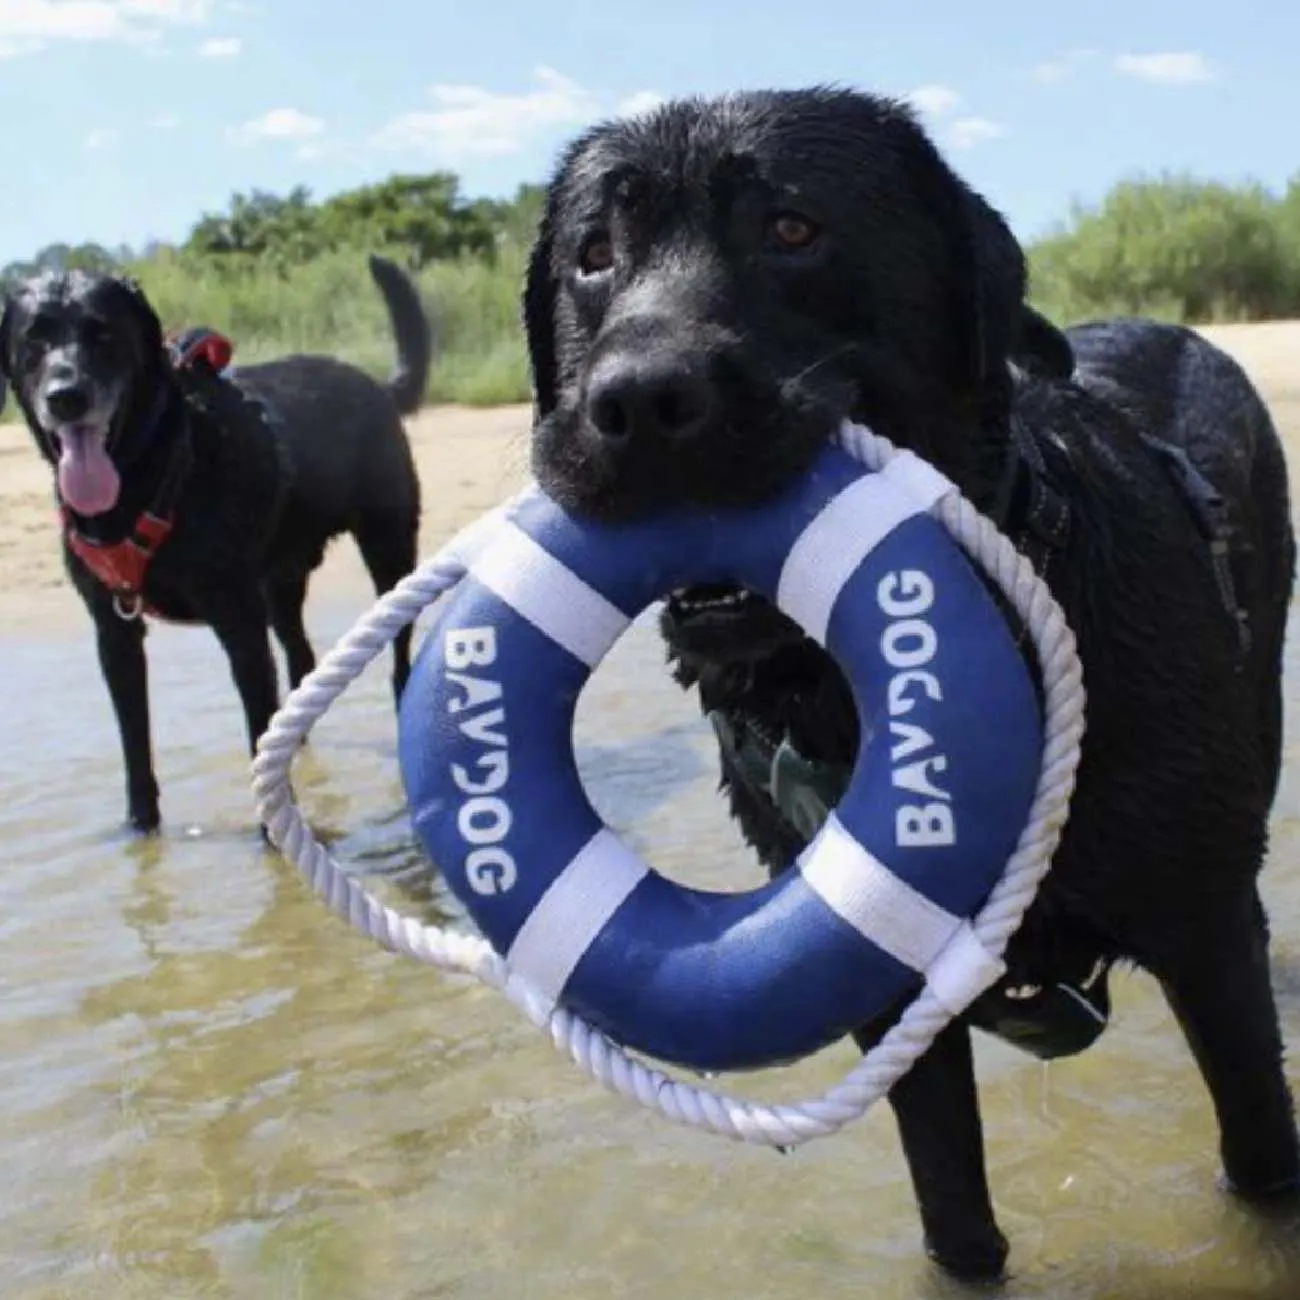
[577,233,614,277]
[20,332,51,366]
[20,339,47,370]
[85,321,115,347]
[768,211,820,251]
[25,318,56,348]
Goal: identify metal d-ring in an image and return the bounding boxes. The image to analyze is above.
[113,592,144,621]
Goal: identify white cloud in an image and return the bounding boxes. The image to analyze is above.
[0,0,212,57]
[1030,47,1097,84]
[907,83,961,117]
[122,1,209,18]
[371,64,601,160]
[198,34,239,56]
[83,126,120,150]
[1114,51,1216,84]
[294,137,344,161]
[0,36,42,58]
[616,90,664,118]
[1031,60,1074,85]
[228,107,325,145]
[947,117,1006,150]
[903,85,1003,150]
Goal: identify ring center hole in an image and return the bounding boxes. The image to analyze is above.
[574,608,766,894]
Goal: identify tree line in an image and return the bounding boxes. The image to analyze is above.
[1,173,545,285]
[6,168,1300,328]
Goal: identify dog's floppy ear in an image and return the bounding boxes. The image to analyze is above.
[0,293,13,382]
[956,186,1077,391]
[111,273,165,360]
[1014,304,1075,381]
[521,195,559,419]
[956,184,1030,400]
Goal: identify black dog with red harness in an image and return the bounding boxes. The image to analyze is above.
[1,256,431,833]
[58,328,232,621]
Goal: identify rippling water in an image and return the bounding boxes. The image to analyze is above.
[2,594,1299,1299]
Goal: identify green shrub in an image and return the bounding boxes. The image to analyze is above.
[1028,173,1300,326]
[7,170,1300,414]
[123,242,531,406]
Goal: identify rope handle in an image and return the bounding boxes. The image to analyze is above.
[250,422,1086,1149]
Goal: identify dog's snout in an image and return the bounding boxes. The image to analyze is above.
[44,381,91,423]
[586,354,714,444]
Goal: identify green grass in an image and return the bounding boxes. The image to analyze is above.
[10,172,1300,414]
[128,243,532,407]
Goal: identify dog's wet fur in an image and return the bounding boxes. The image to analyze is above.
[0,254,430,833]
[524,87,1300,1280]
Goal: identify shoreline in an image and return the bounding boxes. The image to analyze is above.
[4,318,1299,638]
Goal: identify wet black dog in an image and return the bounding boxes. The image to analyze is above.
[523,88,1300,1281]
[0,254,430,833]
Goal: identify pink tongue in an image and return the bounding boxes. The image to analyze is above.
[58,429,121,515]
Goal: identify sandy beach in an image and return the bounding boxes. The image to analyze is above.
[2,319,1298,635]
[0,398,537,634]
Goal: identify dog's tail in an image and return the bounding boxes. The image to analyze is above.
[368,253,434,417]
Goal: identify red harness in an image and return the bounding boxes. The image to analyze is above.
[168,328,234,374]
[62,508,174,619]
[60,327,233,619]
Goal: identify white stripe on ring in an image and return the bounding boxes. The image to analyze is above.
[505,828,649,1011]
[470,521,632,667]
[799,814,1005,1015]
[776,450,957,645]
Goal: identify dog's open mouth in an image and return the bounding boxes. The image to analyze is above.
[667,583,759,623]
[663,583,807,657]
[53,423,121,517]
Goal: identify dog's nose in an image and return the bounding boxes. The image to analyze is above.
[45,382,90,423]
[586,355,713,443]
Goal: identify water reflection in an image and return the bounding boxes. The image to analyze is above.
[0,602,1297,1298]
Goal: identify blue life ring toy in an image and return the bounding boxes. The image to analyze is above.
[397,441,1043,1073]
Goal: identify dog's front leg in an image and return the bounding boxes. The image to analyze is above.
[855,1016,1008,1283]
[93,607,161,832]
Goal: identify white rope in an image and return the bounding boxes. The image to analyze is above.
[250,422,1086,1149]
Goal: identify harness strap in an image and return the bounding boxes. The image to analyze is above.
[999,420,1072,576]
[59,327,230,617]
[63,510,172,619]
[1136,431,1251,658]
[62,396,193,621]
[166,327,234,375]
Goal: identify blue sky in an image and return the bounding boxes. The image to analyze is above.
[0,0,1296,265]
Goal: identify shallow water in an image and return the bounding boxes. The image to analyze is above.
[2,592,1300,1300]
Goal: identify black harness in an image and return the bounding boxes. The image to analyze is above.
[711,419,1249,1060]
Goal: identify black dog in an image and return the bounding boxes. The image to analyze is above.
[522,88,1299,1281]
[0,254,430,833]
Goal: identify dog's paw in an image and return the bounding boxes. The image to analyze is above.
[127,808,161,835]
[1219,1168,1300,1209]
[1218,1130,1300,1209]
[924,1229,1010,1288]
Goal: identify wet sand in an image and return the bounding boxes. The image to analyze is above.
[2,318,1297,631]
